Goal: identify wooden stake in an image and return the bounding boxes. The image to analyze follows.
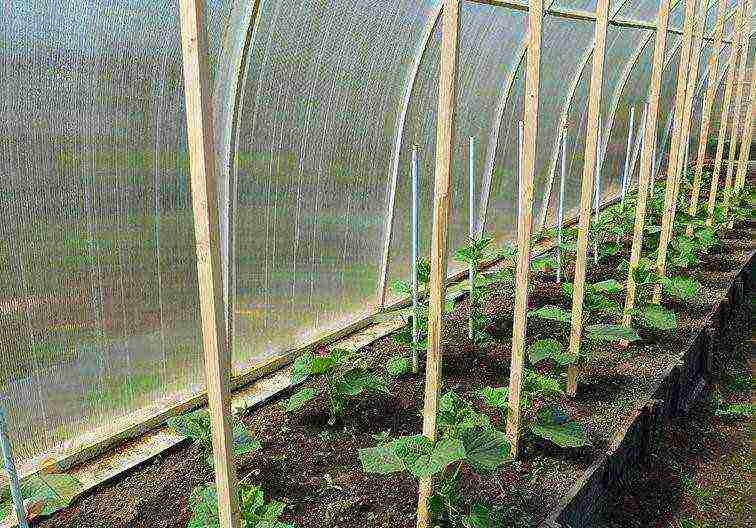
[706,2,744,225]
[676,0,710,201]
[565,0,610,397]
[652,0,698,304]
[417,1,460,525]
[178,1,240,527]
[723,0,751,220]
[506,0,543,457]
[621,0,671,336]
[734,55,756,192]
[687,0,727,233]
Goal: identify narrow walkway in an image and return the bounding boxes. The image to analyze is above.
[597,292,754,528]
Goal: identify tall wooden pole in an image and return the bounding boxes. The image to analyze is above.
[178,1,240,527]
[416,1,460,525]
[722,0,751,219]
[565,0,611,397]
[506,0,543,457]
[706,3,744,225]
[687,0,727,232]
[621,0,671,335]
[734,57,756,192]
[652,0,698,303]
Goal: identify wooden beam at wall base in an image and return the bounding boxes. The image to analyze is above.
[178,1,241,527]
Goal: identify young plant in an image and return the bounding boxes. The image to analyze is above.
[167,409,260,468]
[478,370,589,449]
[588,208,624,262]
[359,390,509,526]
[528,281,640,363]
[382,258,455,375]
[284,347,388,425]
[625,258,702,332]
[454,235,500,346]
[188,482,293,528]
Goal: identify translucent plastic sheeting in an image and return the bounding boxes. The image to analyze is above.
[484,60,527,235]
[232,0,438,369]
[386,2,528,302]
[0,0,231,466]
[535,17,598,223]
[616,0,672,23]
[709,44,734,137]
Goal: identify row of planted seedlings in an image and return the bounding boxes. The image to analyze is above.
[161,106,752,528]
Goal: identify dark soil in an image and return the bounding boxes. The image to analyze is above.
[39,221,755,528]
[596,289,754,528]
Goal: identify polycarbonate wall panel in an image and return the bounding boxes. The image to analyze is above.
[544,62,590,226]
[0,0,231,466]
[600,27,652,202]
[706,44,732,139]
[386,2,528,300]
[233,0,436,369]
[486,61,526,236]
[535,17,596,221]
[615,0,665,22]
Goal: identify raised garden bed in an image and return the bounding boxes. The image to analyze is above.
[25,218,754,528]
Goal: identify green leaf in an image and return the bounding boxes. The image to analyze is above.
[291,353,315,384]
[390,279,412,296]
[478,386,509,410]
[714,402,755,419]
[232,423,262,458]
[284,388,318,412]
[530,408,589,448]
[0,473,83,523]
[636,304,678,331]
[528,338,573,365]
[358,443,406,475]
[460,427,510,472]
[592,279,624,294]
[522,369,564,397]
[585,324,640,342]
[528,305,571,323]
[662,276,701,301]
[386,355,411,377]
[407,437,465,478]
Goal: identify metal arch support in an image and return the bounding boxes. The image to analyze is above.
[212,0,264,344]
[376,3,443,309]
[534,0,639,229]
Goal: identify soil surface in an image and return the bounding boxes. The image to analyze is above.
[596,289,754,528]
[39,220,755,528]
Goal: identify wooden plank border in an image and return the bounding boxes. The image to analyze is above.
[178,1,240,526]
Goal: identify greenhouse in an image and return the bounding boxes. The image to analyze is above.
[0,0,754,526]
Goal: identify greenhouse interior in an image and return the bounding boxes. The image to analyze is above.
[0,0,754,527]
